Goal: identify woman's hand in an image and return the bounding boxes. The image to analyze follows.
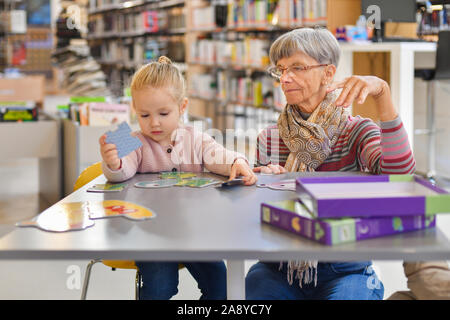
[253,164,287,175]
[327,75,397,122]
[99,134,121,171]
[230,158,257,186]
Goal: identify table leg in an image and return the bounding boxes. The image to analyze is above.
[226,260,245,300]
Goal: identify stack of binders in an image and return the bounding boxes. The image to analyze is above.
[261,175,450,245]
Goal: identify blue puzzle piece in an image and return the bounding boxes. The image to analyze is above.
[105,122,142,159]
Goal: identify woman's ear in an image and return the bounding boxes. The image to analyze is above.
[323,64,337,85]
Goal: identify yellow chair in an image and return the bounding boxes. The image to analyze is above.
[74,162,142,300]
[76,162,184,299]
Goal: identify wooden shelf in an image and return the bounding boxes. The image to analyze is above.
[189,95,278,111]
[188,62,268,73]
[88,0,185,14]
[86,29,186,40]
[189,24,326,33]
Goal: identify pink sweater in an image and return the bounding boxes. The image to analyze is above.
[102,125,246,182]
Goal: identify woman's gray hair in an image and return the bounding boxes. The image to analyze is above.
[269,27,341,67]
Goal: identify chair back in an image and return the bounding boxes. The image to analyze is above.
[73,162,103,191]
[435,31,450,80]
[73,162,138,270]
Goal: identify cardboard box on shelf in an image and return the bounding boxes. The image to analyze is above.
[0,76,45,108]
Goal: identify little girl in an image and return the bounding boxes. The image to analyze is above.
[99,56,256,300]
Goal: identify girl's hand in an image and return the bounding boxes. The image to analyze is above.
[99,134,121,171]
[230,158,257,186]
[253,164,287,175]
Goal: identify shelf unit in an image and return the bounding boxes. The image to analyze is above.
[86,0,187,96]
[417,0,450,40]
[84,0,361,132]
[0,0,25,72]
[186,0,360,136]
[1,112,63,207]
[0,1,55,78]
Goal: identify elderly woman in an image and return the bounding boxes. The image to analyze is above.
[246,27,416,300]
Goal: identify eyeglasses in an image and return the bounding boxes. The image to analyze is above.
[267,64,329,80]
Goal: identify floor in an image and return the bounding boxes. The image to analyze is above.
[0,94,449,300]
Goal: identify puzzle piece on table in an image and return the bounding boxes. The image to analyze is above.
[87,200,156,221]
[256,179,296,191]
[16,202,95,233]
[87,183,127,193]
[105,122,142,159]
[134,180,179,189]
[159,172,197,180]
[218,178,245,188]
[175,178,220,188]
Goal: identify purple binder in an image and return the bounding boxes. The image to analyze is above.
[295,175,450,218]
[261,200,436,246]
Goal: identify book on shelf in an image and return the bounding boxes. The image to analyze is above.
[224,0,327,29]
[89,8,184,37]
[88,102,130,126]
[191,70,283,111]
[190,37,270,68]
[261,199,436,246]
[52,38,110,97]
[68,100,130,126]
[0,101,38,122]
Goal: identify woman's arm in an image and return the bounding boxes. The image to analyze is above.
[328,75,415,174]
[354,116,416,175]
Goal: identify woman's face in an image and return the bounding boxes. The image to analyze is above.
[277,51,330,111]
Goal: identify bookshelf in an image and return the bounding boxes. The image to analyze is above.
[0,0,56,79]
[186,0,361,135]
[417,0,450,41]
[84,0,362,131]
[86,0,187,96]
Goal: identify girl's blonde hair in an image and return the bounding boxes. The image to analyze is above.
[130,56,186,104]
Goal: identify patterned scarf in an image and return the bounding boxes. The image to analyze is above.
[277,92,349,287]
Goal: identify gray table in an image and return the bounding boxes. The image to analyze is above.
[1,172,449,299]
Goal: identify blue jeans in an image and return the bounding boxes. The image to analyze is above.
[135,261,227,300]
[246,261,384,300]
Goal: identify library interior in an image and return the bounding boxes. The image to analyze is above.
[0,0,450,301]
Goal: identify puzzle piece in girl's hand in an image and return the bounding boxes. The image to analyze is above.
[105,122,142,159]
[159,172,197,180]
[87,200,157,221]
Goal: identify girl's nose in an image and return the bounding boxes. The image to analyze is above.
[150,117,159,127]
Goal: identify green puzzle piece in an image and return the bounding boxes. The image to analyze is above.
[175,178,220,188]
[160,172,197,180]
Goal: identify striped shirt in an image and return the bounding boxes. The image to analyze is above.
[256,115,416,174]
